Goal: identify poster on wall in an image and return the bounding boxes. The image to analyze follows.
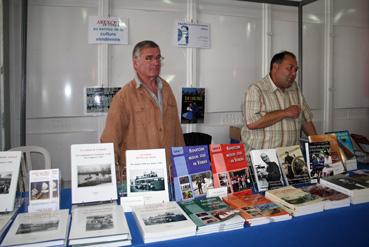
[85,87,121,114]
[181,88,205,124]
[176,22,210,48]
[88,16,129,44]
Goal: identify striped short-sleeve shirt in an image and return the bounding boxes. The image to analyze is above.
[241,74,313,155]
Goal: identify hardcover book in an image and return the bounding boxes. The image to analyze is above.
[28,168,60,212]
[1,209,70,247]
[71,143,117,204]
[276,145,311,185]
[126,148,169,204]
[132,201,196,243]
[209,144,252,196]
[69,203,131,246]
[250,149,286,192]
[171,145,213,201]
[178,196,244,235]
[0,151,22,212]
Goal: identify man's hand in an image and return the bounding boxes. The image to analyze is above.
[284,105,301,119]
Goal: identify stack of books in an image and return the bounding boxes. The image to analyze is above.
[178,196,244,235]
[265,186,325,216]
[223,193,291,226]
[132,201,196,243]
[320,169,369,204]
[300,184,350,209]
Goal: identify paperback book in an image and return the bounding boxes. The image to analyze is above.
[276,145,311,185]
[171,145,213,201]
[250,149,286,192]
[28,168,60,212]
[209,144,252,196]
[0,151,22,212]
[69,203,131,246]
[223,193,291,226]
[132,201,196,243]
[178,196,244,235]
[126,148,169,204]
[1,209,70,247]
[181,87,205,124]
[300,184,350,209]
[265,186,324,217]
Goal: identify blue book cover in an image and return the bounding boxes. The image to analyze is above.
[171,145,213,201]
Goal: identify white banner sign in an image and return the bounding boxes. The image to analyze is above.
[177,22,210,48]
[88,16,128,44]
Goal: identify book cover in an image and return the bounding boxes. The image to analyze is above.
[181,87,205,124]
[132,201,196,243]
[250,149,286,192]
[305,141,345,183]
[308,134,344,168]
[126,148,169,204]
[351,133,369,154]
[0,151,22,212]
[71,143,117,204]
[69,203,131,245]
[300,184,350,209]
[276,145,311,185]
[1,209,70,247]
[171,145,213,201]
[29,169,60,212]
[326,130,357,170]
[209,144,252,196]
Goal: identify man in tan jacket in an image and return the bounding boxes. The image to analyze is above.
[101,40,185,181]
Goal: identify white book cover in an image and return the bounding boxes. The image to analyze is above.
[1,209,70,247]
[0,151,22,212]
[250,149,286,192]
[126,149,169,204]
[71,143,117,204]
[132,201,196,243]
[69,203,131,245]
[28,169,60,212]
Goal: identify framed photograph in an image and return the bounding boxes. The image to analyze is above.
[84,87,120,115]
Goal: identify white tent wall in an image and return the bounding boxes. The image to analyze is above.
[23,0,369,182]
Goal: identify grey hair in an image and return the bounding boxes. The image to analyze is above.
[132,40,159,58]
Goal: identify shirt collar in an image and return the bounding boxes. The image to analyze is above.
[135,74,163,90]
[267,73,295,92]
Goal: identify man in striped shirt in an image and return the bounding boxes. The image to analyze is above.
[241,51,317,157]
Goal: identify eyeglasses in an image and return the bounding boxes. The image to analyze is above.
[143,55,165,62]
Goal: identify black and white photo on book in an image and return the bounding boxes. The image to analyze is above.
[0,151,22,212]
[71,143,117,204]
[126,148,169,204]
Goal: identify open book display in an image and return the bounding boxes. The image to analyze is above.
[28,168,60,212]
[1,209,70,247]
[209,144,252,196]
[126,148,169,204]
[70,143,131,246]
[171,145,213,201]
[0,151,21,213]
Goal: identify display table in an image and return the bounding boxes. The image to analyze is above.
[58,189,369,247]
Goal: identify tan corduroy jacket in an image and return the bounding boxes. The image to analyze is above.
[100,78,185,180]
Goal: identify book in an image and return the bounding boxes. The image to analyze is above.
[275,145,311,185]
[300,184,350,210]
[28,169,60,212]
[351,133,369,154]
[126,148,169,204]
[171,145,213,201]
[0,151,22,212]
[181,87,205,124]
[320,169,369,204]
[209,144,252,196]
[0,210,18,240]
[265,186,324,216]
[71,143,117,204]
[68,203,131,246]
[132,201,196,243]
[178,196,244,235]
[305,141,345,183]
[1,209,70,247]
[326,130,357,171]
[223,193,291,226]
[250,149,286,192]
